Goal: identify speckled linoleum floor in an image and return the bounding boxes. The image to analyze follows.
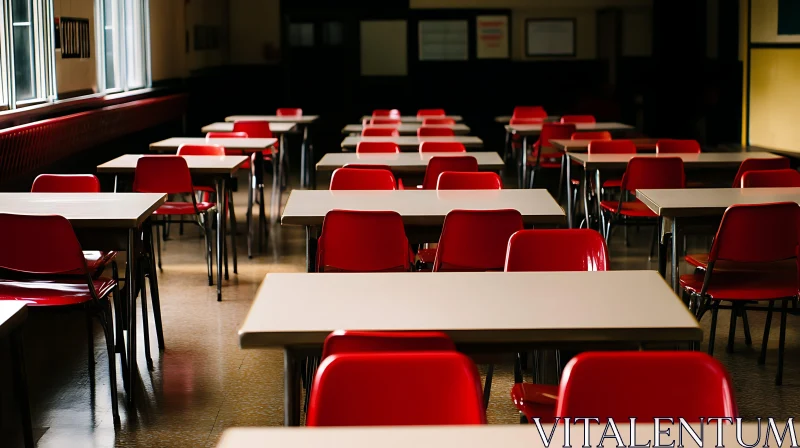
[2,171,799,448]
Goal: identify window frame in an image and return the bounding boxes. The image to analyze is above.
[95,0,151,94]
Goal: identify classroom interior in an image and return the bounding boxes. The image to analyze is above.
[0,0,799,447]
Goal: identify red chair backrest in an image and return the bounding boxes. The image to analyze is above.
[561,115,596,124]
[232,121,273,138]
[555,351,738,421]
[176,144,225,156]
[504,229,609,272]
[133,156,194,195]
[307,351,486,426]
[433,209,524,272]
[437,172,502,190]
[362,126,399,137]
[370,117,401,125]
[207,131,248,139]
[732,157,791,187]
[509,117,543,125]
[421,156,478,189]
[741,169,800,188]
[419,141,466,153]
[571,131,611,140]
[373,109,400,117]
[512,106,547,119]
[356,141,400,154]
[417,109,445,117]
[276,108,302,116]
[621,157,685,193]
[317,210,410,272]
[588,140,637,154]
[344,163,393,171]
[537,123,576,149]
[422,118,456,125]
[708,202,800,264]
[418,126,455,137]
[656,139,701,154]
[31,174,100,193]
[321,330,455,359]
[330,168,396,190]
[0,214,87,275]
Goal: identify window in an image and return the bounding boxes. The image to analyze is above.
[0,0,57,108]
[96,0,150,92]
[288,23,314,47]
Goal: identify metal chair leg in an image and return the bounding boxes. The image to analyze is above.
[726,302,737,353]
[155,219,163,272]
[483,364,494,410]
[146,226,165,350]
[741,308,752,346]
[110,263,128,380]
[776,299,788,386]
[708,301,719,355]
[100,302,121,426]
[139,263,154,371]
[759,300,774,365]
[229,190,238,274]
[86,311,95,375]
[205,212,213,286]
[246,168,254,258]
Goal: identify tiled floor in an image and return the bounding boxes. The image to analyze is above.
[6,172,800,448]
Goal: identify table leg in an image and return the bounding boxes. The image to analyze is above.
[594,169,603,232]
[258,153,268,252]
[215,178,225,302]
[10,328,33,448]
[146,223,165,350]
[582,168,590,229]
[565,154,573,228]
[284,348,301,426]
[306,226,318,273]
[671,217,681,294]
[246,157,254,258]
[126,228,138,406]
[300,127,307,189]
[520,135,527,189]
[113,175,119,193]
[272,134,286,224]
[657,217,667,278]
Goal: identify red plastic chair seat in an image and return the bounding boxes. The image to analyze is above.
[153,201,215,215]
[680,271,798,301]
[686,253,797,273]
[83,251,117,272]
[599,200,657,218]
[0,278,116,306]
[510,383,558,422]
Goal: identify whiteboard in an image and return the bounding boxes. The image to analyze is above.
[526,19,576,56]
[361,20,408,76]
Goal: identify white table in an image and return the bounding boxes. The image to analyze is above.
[224,115,320,188]
[315,152,504,173]
[98,155,248,301]
[566,152,784,231]
[495,115,561,123]
[0,303,31,447]
[342,123,471,135]
[359,115,462,123]
[281,189,564,271]
[341,135,484,151]
[0,193,166,408]
[149,137,277,152]
[201,122,296,134]
[636,187,800,293]
[239,270,701,426]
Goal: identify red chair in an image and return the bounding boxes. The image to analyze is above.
[526,123,576,189]
[418,126,455,137]
[329,168,396,190]
[343,163,393,171]
[512,106,547,119]
[731,157,791,187]
[600,157,685,241]
[509,117,543,125]
[423,118,456,125]
[276,108,302,116]
[433,209,523,272]
[741,169,800,188]
[417,109,445,118]
[306,351,486,426]
[555,351,738,421]
[0,214,121,425]
[372,109,400,117]
[232,120,273,138]
[316,210,411,272]
[437,172,502,190]
[419,141,466,153]
[362,126,399,137]
[506,229,608,423]
[656,139,701,154]
[680,202,800,385]
[560,115,596,124]
[588,139,636,154]
[206,131,255,171]
[370,117,401,125]
[322,330,455,359]
[402,156,478,190]
[356,141,400,153]
[571,131,611,140]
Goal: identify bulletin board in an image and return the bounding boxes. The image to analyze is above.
[476,15,509,59]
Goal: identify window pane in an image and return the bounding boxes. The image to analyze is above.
[323,22,343,46]
[12,0,36,101]
[289,23,314,47]
[12,0,30,21]
[103,0,117,90]
[124,0,145,89]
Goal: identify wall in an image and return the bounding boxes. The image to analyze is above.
[53,0,98,95]
[229,0,280,64]
[149,0,187,81]
[185,0,230,71]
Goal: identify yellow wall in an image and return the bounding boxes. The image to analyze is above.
[229,0,280,64]
[751,0,800,43]
[149,0,187,81]
[53,0,98,94]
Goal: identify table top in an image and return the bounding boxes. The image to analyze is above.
[97,154,248,175]
[494,115,561,123]
[225,115,319,123]
[201,122,297,134]
[316,152,504,172]
[342,123,471,135]
[568,151,782,170]
[217,423,769,448]
[506,122,634,135]
[550,138,660,153]
[0,193,166,228]
[150,137,278,152]
[239,270,700,348]
[341,136,484,150]
[359,115,463,123]
[0,302,27,338]
[637,187,800,218]
[281,189,565,227]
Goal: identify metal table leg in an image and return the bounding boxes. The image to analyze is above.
[306,226,318,273]
[300,127,307,189]
[595,169,603,232]
[271,134,286,224]
[657,217,668,278]
[564,154,573,228]
[284,348,301,426]
[126,228,138,406]
[520,135,528,188]
[215,178,226,301]
[671,217,681,294]
[10,329,33,448]
[582,169,591,229]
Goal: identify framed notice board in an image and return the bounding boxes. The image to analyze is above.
[525,19,576,57]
